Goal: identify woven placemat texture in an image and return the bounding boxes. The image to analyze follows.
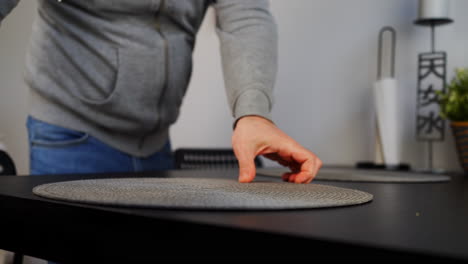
[32,178,373,210]
[256,168,450,183]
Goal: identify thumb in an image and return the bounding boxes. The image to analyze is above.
[236,151,257,183]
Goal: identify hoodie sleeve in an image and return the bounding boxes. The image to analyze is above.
[212,0,278,123]
[0,0,20,24]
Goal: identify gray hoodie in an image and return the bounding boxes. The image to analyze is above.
[0,0,277,157]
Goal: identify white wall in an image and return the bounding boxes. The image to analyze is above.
[0,0,36,175]
[172,0,467,172]
[1,0,467,175]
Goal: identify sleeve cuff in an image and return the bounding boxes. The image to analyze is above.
[233,89,272,123]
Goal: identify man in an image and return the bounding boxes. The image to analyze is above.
[0,0,321,184]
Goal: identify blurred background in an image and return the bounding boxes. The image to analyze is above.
[0,1,467,263]
[1,0,467,177]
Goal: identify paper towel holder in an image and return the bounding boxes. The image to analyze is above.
[356,26,411,171]
[374,26,396,166]
[377,26,396,81]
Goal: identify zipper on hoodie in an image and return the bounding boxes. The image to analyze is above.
[138,0,169,150]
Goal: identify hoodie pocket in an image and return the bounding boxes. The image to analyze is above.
[79,48,166,134]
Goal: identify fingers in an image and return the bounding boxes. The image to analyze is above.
[238,157,256,183]
[294,153,322,183]
[280,149,322,184]
[264,153,292,168]
[234,148,257,183]
[232,115,322,184]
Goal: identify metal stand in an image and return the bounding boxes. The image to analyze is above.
[415,23,449,173]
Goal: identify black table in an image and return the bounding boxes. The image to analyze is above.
[0,168,467,262]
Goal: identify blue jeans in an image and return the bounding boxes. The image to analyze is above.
[27,117,174,263]
[27,116,173,263]
[27,116,174,176]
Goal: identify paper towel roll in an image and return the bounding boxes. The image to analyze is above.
[373,78,401,166]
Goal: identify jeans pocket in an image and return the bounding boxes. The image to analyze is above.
[27,117,89,147]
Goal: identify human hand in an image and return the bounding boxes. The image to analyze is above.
[232,115,322,184]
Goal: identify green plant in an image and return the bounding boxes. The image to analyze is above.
[436,68,468,122]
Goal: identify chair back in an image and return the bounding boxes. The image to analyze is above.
[174,148,263,170]
[0,150,17,176]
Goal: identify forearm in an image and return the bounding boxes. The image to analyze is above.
[213,0,278,123]
[0,0,20,25]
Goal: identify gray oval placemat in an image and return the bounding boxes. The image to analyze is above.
[256,167,451,183]
[32,178,373,210]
